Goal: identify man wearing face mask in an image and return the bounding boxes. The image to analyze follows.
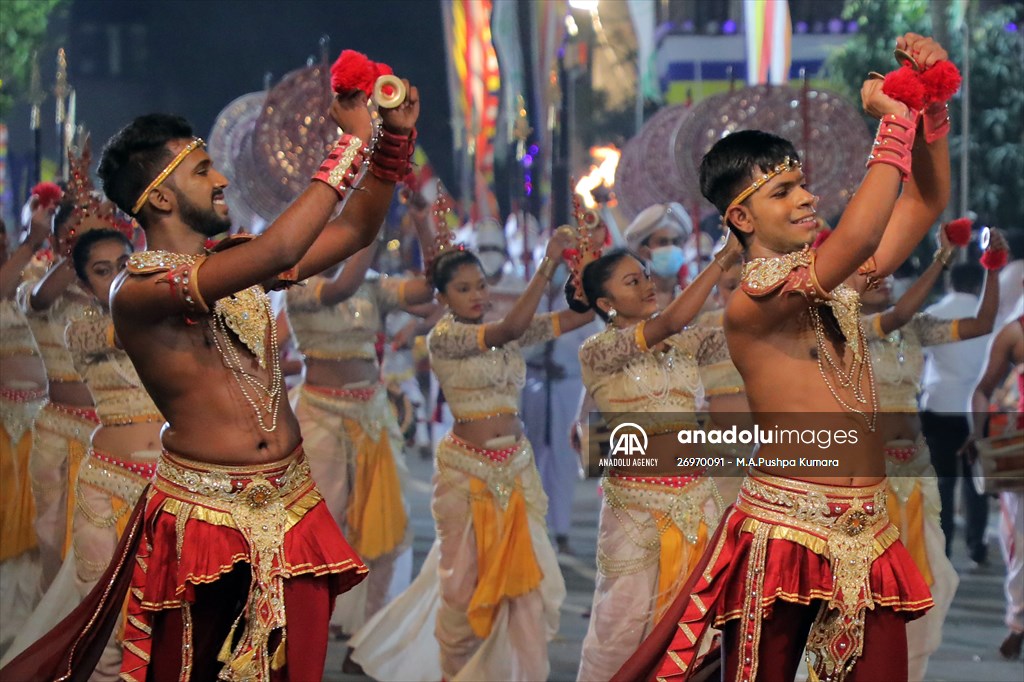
[624,202,693,312]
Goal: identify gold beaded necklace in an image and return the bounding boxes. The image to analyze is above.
[209,288,282,433]
[808,292,878,432]
[130,250,283,432]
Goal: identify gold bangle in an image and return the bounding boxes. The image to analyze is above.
[538,257,558,280]
[933,247,954,269]
[713,251,736,271]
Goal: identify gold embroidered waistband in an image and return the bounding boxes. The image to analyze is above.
[0,387,47,442]
[36,401,99,441]
[737,474,896,557]
[603,474,722,544]
[154,446,312,512]
[78,448,155,508]
[436,434,533,511]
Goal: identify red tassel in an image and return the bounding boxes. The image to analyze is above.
[31,182,62,208]
[980,248,1008,271]
[883,67,927,111]
[920,60,962,105]
[944,217,972,247]
[811,228,833,249]
[330,49,376,95]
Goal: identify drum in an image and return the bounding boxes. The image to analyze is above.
[972,429,1024,494]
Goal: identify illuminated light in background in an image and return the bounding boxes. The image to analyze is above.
[565,13,579,37]
[828,18,844,34]
[795,21,809,34]
[846,20,859,33]
[568,0,598,11]
[1007,22,1018,32]
[722,19,737,35]
[574,145,621,208]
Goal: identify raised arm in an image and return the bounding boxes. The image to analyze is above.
[291,83,420,280]
[482,233,573,348]
[872,35,953,277]
[28,258,79,312]
[641,235,742,348]
[113,91,412,323]
[812,79,910,292]
[955,268,1000,340]
[0,198,51,300]
[874,228,953,334]
[317,240,379,305]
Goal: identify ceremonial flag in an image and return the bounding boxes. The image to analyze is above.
[744,0,792,85]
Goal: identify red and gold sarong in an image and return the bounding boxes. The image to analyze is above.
[612,473,932,682]
[119,446,367,681]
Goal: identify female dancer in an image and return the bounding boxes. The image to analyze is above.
[18,159,101,588]
[572,225,742,681]
[350,219,592,681]
[0,200,51,651]
[857,226,1004,680]
[286,222,435,633]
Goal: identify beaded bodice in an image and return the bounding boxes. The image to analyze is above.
[695,310,744,397]
[864,312,956,412]
[0,299,40,360]
[580,322,705,433]
[66,310,163,427]
[428,313,558,421]
[286,274,403,363]
[17,276,95,383]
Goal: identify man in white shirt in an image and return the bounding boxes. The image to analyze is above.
[920,262,994,563]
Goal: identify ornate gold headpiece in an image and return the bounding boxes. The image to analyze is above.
[66,137,126,250]
[425,186,464,275]
[722,156,802,226]
[131,137,205,215]
[566,189,605,305]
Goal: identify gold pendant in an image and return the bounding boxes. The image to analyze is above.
[826,284,864,361]
[214,285,270,368]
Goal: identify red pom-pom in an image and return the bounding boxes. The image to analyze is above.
[944,217,972,246]
[374,61,394,78]
[980,247,1008,271]
[883,66,927,111]
[31,182,62,208]
[920,60,961,105]
[330,50,376,95]
[811,228,833,249]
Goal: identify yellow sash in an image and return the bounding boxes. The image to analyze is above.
[0,424,38,562]
[652,511,708,619]
[343,420,407,560]
[62,438,87,559]
[887,484,933,585]
[466,478,543,638]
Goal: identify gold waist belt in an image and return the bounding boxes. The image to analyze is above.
[436,434,533,512]
[154,447,312,510]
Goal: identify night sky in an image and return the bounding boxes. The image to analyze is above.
[9,0,453,194]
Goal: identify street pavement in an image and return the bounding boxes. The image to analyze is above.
[328,451,1023,682]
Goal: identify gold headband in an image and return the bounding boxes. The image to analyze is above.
[722,156,802,225]
[131,137,205,215]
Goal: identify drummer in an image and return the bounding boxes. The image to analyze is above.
[963,312,1024,660]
